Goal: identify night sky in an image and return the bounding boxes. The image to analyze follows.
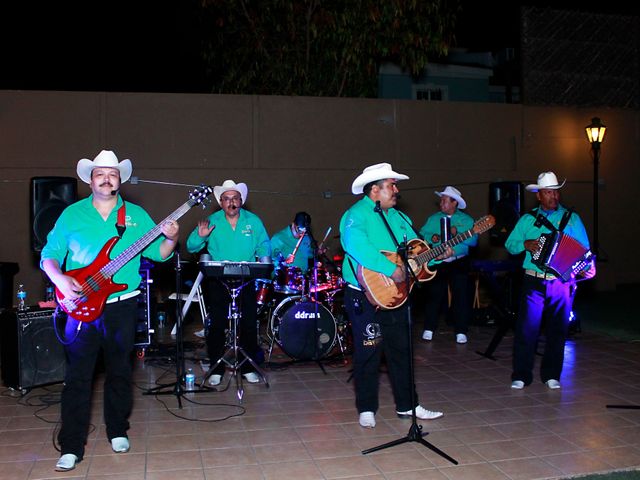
[1,1,636,94]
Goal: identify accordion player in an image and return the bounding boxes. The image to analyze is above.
[531,231,594,282]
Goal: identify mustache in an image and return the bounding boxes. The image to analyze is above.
[394,193,402,200]
[99,182,114,188]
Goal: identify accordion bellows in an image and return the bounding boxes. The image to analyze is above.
[531,232,593,282]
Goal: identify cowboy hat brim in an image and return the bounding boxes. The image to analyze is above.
[525,179,566,192]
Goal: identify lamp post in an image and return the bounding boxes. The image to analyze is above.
[585,117,606,258]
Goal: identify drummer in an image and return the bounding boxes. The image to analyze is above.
[271,211,315,274]
[186,179,271,386]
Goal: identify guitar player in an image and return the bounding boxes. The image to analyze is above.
[339,163,443,429]
[41,150,180,472]
[419,186,478,345]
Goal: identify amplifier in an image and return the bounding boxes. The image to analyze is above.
[0,308,65,392]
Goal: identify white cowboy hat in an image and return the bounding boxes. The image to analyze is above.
[213,179,248,206]
[351,163,409,195]
[435,186,466,209]
[77,150,132,184]
[525,171,566,192]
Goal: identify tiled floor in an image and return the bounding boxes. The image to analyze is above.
[2,303,640,480]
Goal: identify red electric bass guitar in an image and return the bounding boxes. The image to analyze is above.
[56,185,213,322]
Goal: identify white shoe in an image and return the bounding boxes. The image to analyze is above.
[55,454,78,471]
[422,330,433,341]
[194,328,205,338]
[396,405,443,420]
[359,411,376,428]
[511,380,525,389]
[545,379,561,389]
[111,437,130,453]
[243,372,260,384]
[208,374,222,386]
[456,333,467,344]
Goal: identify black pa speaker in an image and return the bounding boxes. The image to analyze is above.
[0,308,66,391]
[30,176,78,252]
[489,181,524,246]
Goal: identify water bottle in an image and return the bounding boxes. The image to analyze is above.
[17,284,27,311]
[157,311,166,329]
[185,368,195,391]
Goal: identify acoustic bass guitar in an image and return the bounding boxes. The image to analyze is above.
[357,215,495,310]
[56,185,213,322]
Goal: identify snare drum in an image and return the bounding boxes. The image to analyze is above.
[270,296,337,360]
[274,266,305,294]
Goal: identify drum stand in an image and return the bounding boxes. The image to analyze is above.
[201,279,269,401]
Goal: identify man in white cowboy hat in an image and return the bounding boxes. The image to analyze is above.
[186,179,271,386]
[340,163,443,428]
[41,150,180,471]
[505,171,595,390]
[419,186,478,344]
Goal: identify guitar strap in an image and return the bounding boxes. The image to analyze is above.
[116,202,126,238]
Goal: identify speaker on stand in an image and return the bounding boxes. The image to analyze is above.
[0,308,66,392]
[489,181,524,247]
[30,177,78,252]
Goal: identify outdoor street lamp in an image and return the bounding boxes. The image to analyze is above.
[585,117,606,258]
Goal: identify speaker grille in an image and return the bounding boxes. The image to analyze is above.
[30,177,78,252]
[0,309,65,391]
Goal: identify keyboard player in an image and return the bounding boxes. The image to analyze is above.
[186,180,271,385]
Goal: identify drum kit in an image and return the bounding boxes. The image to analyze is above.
[255,263,349,362]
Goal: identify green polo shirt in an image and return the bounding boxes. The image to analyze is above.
[186,208,271,261]
[40,195,169,299]
[271,226,313,272]
[340,195,417,286]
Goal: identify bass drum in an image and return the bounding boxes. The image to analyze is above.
[271,296,336,360]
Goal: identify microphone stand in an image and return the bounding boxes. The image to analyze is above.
[362,202,457,465]
[307,228,328,375]
[144,247,206,405]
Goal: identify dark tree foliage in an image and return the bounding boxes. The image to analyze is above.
[198,0,460,97]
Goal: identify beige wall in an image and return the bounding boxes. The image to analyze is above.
[1,90,637,303]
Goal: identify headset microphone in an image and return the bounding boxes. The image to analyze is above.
[111,190,118,196]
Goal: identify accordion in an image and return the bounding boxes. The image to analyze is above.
[531,231,593,282]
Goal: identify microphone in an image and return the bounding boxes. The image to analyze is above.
[111,190,118,196]
[440,216,451,243]
[374,200,382,212]
[395,193,402,200]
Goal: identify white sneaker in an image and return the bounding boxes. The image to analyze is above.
[243,372,260,384]
[194,328,206,338]
[456,333,467,344]
[545,379,561,389]
[111,437,130,453]
[359,411,376,428]
[422,330,433,341]
[208,374,222,386]
[511,380,525,389]
[55,454,78,472]
[396,405,443,420]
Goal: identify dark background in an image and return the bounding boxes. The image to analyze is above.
[1,1,637,93]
